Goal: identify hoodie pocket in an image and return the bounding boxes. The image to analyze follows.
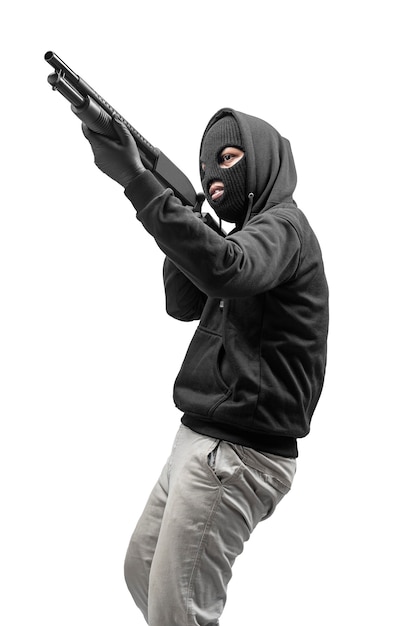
[174,327,231,416]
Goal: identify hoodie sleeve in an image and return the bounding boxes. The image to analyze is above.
[163,257,207,321]
[125,171,301,298]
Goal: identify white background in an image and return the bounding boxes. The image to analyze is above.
[1,1,417,624]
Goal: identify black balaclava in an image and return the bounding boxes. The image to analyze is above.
[200,115,247,224]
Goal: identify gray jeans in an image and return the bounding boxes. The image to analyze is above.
[124,424,296,626]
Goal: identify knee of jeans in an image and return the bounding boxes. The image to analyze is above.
[124,545,146,604]
[124,545,139,587]
[124,547,134,588]
[124,545,148,615]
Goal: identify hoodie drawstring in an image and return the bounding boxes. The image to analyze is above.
[242,192,254,228]
[218,192,254,235]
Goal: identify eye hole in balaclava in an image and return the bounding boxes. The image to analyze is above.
[200,115,247,224]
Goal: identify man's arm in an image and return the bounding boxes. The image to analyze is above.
[79,109,301,297]
[126,171,302,299]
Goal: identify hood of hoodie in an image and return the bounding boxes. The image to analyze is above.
[200,108,298,227]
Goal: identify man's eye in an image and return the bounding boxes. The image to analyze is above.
[221,154,233,162]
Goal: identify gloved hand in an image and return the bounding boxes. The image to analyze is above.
[82,117,145,188]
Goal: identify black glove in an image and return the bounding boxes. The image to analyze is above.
[82,117,145,188]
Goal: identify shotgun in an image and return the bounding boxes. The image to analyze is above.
[45,51,224,234]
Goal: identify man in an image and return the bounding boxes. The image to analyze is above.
[82,108,329,626]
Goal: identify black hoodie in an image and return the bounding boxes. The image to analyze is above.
[125,108,329,457]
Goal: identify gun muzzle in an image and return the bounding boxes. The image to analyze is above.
[45,51,80,86]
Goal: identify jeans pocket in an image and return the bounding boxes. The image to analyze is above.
[207,440,244,485]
